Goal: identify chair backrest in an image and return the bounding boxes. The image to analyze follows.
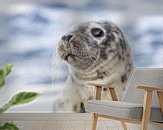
[123,68,163,107]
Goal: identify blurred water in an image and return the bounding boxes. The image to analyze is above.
[0,1,163,86]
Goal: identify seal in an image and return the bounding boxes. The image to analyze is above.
[54,21,134,112]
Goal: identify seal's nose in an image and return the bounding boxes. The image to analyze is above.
[62,34,73,42]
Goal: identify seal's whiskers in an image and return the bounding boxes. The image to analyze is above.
[51,52,62,85]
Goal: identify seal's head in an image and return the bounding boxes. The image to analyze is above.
[58,21,129,71]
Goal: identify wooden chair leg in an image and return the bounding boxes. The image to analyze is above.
[92,113,98,130]
[157,91,163,114]
[121,121,127,130]
[91,86,101,130]
[141,90,152,130]
[109,85,128,130]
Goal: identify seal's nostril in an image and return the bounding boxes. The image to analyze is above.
[62,35,73,41]
[61,36,66,41]
[66,35,73,41]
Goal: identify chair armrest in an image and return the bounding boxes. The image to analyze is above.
[137,86,163,122]
[137,86,163,92]
[87,82,114,89]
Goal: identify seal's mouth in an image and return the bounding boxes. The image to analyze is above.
[64,53,80,61]
[64,54,73,61]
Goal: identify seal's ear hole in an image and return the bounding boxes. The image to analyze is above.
[91,28,104,38]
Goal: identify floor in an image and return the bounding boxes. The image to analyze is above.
[1,119,142,130]
[2,120,141,130]
[1,113,162,130]
[0,113,142,130]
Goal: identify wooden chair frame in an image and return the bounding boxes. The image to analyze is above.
[88,83,163,130]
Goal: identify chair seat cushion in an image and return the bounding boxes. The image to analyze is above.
[85,100,163,123]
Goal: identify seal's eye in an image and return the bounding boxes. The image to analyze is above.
[91,28,104,37]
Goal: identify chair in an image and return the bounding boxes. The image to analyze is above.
[85,68,163,130]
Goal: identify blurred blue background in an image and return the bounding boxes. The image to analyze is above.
[1,0,163,86]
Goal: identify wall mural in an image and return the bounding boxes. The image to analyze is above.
[0,0,163,113]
